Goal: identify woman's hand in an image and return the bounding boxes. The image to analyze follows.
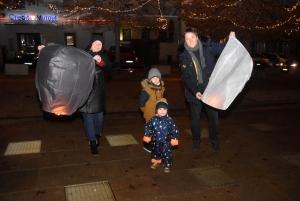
[93,55,102,63]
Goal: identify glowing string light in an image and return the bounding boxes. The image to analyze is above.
[285,2,300,12]
[201,0,241,7]
[49,0,153,15]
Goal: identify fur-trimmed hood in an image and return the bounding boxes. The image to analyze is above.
[141,79,164,91]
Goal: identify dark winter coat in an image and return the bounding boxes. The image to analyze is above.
[144,114,179,168]
[139,79,165,122]
[77,50,112,113]
[145,114,179,141]
[177,38,226,104]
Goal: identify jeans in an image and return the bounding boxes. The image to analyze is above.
[82,112,103,141]
[190,101,219,142]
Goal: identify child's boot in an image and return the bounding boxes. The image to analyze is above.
[164,167,170,173]
[151,163,159,169]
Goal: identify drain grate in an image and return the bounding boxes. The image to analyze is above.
[106,134,139,146]
[277,154,300,168]
[4,140,41,156]
[248,123,273,131]
[184,128,208,138]
[189,165,239,188]
[65,181,116,201]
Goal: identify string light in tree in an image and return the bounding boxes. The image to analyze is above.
[49,0,153,15]
[201,0,241,7]
[183,0,300,35]
[48,0,168,29]
[285,2,300,12]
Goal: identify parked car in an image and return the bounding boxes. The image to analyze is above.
[268,53,298,72]
[249,52,263,69]
[15,46,39,66]
[107,45,142,69]
[257,52,281,68]
[250,52,271,68]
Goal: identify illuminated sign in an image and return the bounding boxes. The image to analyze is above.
[9,14,57,21]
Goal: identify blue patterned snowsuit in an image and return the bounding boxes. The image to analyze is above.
[144,114,179,168]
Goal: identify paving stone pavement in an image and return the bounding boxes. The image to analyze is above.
[0,65,300,201]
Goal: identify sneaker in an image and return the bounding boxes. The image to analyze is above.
[192,140,200,152]
[143,143,152,153]
[151,163,159,169]
[209,141,220,153]
[164,167,170,173]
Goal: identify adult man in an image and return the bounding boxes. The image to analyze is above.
[177,27,235,153]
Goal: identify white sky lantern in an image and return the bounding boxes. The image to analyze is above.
[201,36,253,110]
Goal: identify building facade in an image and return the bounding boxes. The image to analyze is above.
[0,2,180,63]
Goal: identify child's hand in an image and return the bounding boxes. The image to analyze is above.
[171,139,178,146]
[143,136,151,143]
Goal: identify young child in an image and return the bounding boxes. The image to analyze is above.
[139,68,165,153]
[143,98,179,173]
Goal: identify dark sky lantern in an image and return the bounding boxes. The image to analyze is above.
[35,45,95,115]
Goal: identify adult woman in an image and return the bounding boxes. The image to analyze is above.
[78,35,112,156]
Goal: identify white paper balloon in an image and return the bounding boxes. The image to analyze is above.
[201,37,253,110]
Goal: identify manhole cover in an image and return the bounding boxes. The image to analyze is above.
[189,165,239,188]
[106,134,139,146]
[4,140,41,156]
[277,154,300,168]
[65,181,116,201]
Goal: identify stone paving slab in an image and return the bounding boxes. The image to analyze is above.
[1,66,300,200]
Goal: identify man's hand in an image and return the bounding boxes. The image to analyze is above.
[196,92,202,100]
[38,45,45,51]
[229,32,235,37]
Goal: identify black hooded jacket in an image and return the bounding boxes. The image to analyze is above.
[77,36,112,113]
[177,37,226,104]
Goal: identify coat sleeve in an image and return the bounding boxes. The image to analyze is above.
[144,118,154,137]
[178,52,200,96]
[100,53,112,72]
[170,119,179,139]
[139,90,149,111]
[211,41,226,56]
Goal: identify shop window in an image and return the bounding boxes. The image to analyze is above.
[123,29,131,40]
[142,29,150,39]
[158,30,167,43]
[17,33,40,49]
[65,33,76,47]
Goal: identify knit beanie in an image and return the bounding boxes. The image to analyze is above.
[156,98,168,113]
[90,35,104,46]
[148,68,161,80]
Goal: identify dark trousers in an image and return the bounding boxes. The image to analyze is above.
[82,112,103,142]
[190,101,219,142]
